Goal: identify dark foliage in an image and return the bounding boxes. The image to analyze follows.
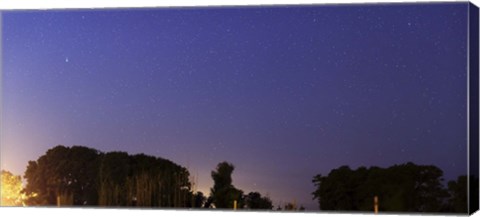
[446,175,468,213]
[244,192,273,210]
[210,162,244,209]
[312,162,467,213]
[23,145,100,206]
[23,145,192,207]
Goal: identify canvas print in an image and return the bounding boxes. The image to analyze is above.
[1,2,479,214]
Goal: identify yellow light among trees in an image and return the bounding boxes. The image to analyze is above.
[1,170,27,206]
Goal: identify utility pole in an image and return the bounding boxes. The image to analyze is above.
[374,196,379,214]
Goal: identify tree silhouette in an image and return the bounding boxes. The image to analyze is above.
[98,153,192,207]
[190,191,206,208]
[98,151,130,206]
[23,145,100,206]
[244,192,273,210]
[312,162,452,213]
[23,145,192,207]
[210,161,244,209]
[446,175,467,213]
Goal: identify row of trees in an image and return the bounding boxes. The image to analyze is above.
[311,162,474,213]
[97,152,192,207]
[4,145,273,209]
[2,145,474,213]
[22,145,193,207]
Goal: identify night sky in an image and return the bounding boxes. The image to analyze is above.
[1,3,469,209]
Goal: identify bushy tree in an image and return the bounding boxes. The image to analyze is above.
[312,162,451,213]
[244,192,273,210]
[98,153,192,207]
[23,145,192,207]
[190,191,206,208]
[210,162,244,209]
[23,145,100,206]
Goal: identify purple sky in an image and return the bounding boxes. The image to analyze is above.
[1,3,469,209]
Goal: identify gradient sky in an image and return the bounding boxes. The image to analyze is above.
[1,3,469,209]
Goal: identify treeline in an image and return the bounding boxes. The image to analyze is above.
[20,145,273,209]
[3,145,474,213]
[22,145,193,207]
[312,162,476,213]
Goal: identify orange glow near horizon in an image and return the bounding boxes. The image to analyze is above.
[0,170,30,206]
